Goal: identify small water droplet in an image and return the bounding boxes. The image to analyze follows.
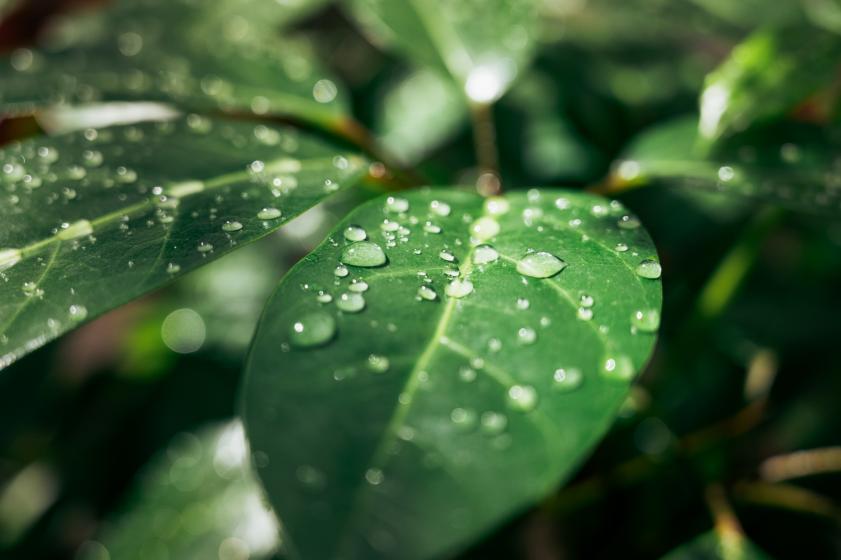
[429,200,451,216]
[384,196,409,213]
[445,279,473,298]
[290,312,336,347]
[334,265,349,278]
[68,304,88,321]
[636,259,662,279]
[473,245,499,265]
[617,215,641,230]
[417,285,438,301]
[631,309,660,333]
[450,407,477,431]
[439,250,456,263]
[459,366,476,382]
[507,385,538,412]
[222,220,243,232]
[553,368,583,391]
[257,207,282,220]
[197,241,213,254]
[367,354,390,373]
[423,222,442,234]
[336,292,365,313]
[343,225,367,241]
[470,216,500,242]
[166,262,181,274]
[516,297,530,310]
[341,241,387,267]
[615,243,629,253]
[577,307,594,321]
[480,411,508,435]
[57,220,93,241]
[365,468,384,485]
[601,355,634,381]
[517,252,566,278]
[349,280,369,293]
[517,327,536,345]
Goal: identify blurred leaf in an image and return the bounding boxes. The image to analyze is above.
[803,0,841,34]
[243,189,662,559]
[660,530,772,560]
[376,67,466,164]
[0,0,346,125]
[699,26,841,146]
[617,115,841,213]
[689,0,803,26]
[347,0,540,103]
[89,421,281,560]
[0,116,367,370]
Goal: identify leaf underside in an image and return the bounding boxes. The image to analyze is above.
[243,188,662,560]
[0,116,367,369]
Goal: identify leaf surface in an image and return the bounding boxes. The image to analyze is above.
[660,531,772,560]
[243,188,662,560]
[0,116,367,369]
[0,0,344,125]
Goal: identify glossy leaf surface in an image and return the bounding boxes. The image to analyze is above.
[243,188,662,560]
[0,0,345,124]
[0,116,367,369]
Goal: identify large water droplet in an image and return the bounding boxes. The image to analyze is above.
[257,207,282,220]
[290,312,336,347]
[636,259,662,279]
[507,385,538,412]
[470,216,500,242]
[517,252,566,278]
[222,220,243,232]
[384,196,409,213]
[343,225,367,242]
[349,280,369,293]
[341,241,387,267]
[445,279,473,298]
[631,309,661,333]
[484,197,510,216]
[473,245,499,265]
[336,292,365,313]
[430,200,451,216]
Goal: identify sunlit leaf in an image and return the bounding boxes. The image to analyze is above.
[0,116,367,369]
[347,0,540,103]
[698,26,841,146]
[660,530,772,560]
[89,421,281,560]
[0,0,345,125]
[243,188,662,560]
[616,115,841,214]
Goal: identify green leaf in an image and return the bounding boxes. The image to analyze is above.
[660,530,772,560]
[0,0,345,125]
[0,116,367,369]
[242,188,662,560]
[699,26,841,146]
[617,115,841,214]
[689,0,803,26]
[90,421,282,560]
[347,0,540,103]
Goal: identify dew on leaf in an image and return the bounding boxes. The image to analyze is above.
[417,285,438,301]
[636,259,662,279]
[473,245,499,265]
[517,327,536,345]
[577,308,594,321]
[341,241,387,267]
[221,220,243,232]
[367,354,390,373]
[429,200,451,216]
[343,225,367,242]
[197,241,214,253]
[601,355,634,381]
[450,408,477,431]
[334,265,349,278]
[553,368,583,391]
[480,411,508,435]
[516,252,566,278]
[484,196,510,216]
[257,207,282,220]
[336,292,365,313]
[289,312,336,348]
[506,385,538,412]
[439,250,456,263]
[470,216,500,242]
[349,280,369,293]
[631,309,661,333]
[384,196,409,213]
[445,279,473,298]
[617,215,641,230]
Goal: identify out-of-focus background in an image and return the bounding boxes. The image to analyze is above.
[1,0,841,558]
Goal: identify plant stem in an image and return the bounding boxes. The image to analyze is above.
[732,481,841,522]
[759,447,841,482]
[705,484,744,537]
[469,102,501,195]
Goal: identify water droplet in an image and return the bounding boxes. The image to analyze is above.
[631,309,661,333]
[439,250,456,263]
[343,225,367,241]
[577,308,594,321]
[579,294,595,308]
[445,279,473,298]
[517,252,566,278]
[336,292,365,313]
[591,204,609,217]
[473,245,499,265]
[316,291,333,303]
[0,248,21,272]
[68,304,88,321]
[22,281,40,297]
[222,220,243,232]
[507,385,538,412]
[57,220,93,241]
[197,241,214,253]
[423,222,442,234]
[617,215,641,230]
[718,166,735,181]
[484,197,510,216]
[429,200,451,216]
[636,259,662,279]
[516,297,530,310]
[348,280,368,293]
[367,354,390,373]
[450,407,477,431]
[257,207,282,220]
[365,468,384,485]
[417,285,438,301]
[459,366,477,382]
[615,243,629,253]
[341,241,387,267]
[290,312,336,348]
[166,262,181,274]
[488,338,502,352]
[384,196,409,213]
[602,355,634,381]
[480,411,508,435]
[334,265,349,278]
[553,368,583,391]
[517,327,536,345]
[313,79,338,103]
[470,216,500,242]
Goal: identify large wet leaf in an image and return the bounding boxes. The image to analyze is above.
[0,116,367,369]
[90,421,282,560]
[660,530,772,560]
[347,0,540,103]
[243,188,662,560]
[699,26,841,147]
[0,0,345,125]
[616,115,841,214]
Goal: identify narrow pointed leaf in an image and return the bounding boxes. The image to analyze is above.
[660,530,772,560]
[699,26,841,147]
[0,116,367,369]
[0,0,346,125]
[347,0,540,103]
[243,189,662,560]
[616,115,841,214]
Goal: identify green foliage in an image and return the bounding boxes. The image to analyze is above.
[0,117,366,368]
[243,189,661,559]
[660,531,772,560]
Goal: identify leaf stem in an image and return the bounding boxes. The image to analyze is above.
[759,447,841,483]
[469,102,501,196]
[732,481,841,522]
[705,484,744,538]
